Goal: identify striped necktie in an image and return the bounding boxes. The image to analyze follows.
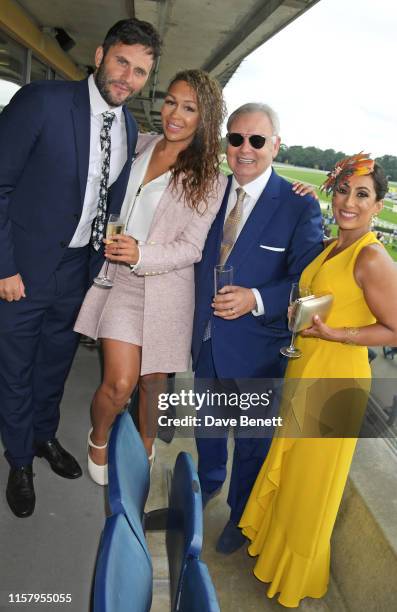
[91,110,115,251]
[219,187,246,264]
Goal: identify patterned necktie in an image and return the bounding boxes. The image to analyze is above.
[91,110,116,250]
[219,187,246,265]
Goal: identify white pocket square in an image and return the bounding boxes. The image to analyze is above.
[260,245,286,252]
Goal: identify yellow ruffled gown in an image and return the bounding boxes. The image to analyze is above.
[239,232,380,608]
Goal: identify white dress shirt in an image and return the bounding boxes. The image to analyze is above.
[69,75,127,247]
[226,165,273,315]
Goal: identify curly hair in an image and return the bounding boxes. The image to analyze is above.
[166,69,226,212]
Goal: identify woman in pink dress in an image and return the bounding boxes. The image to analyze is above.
[74,69,227,484]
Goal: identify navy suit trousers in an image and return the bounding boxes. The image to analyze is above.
[0,247,89,467]
[195,339,273,525]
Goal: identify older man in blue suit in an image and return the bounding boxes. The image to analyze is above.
[0,19,161,517]
[192,103,323,552]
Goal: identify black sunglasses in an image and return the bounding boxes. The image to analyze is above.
[227,132,269,149]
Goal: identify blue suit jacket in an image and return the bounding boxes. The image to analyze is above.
[192,170,323,379]
[0,78,137,295]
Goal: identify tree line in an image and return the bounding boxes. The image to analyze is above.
[220,139,397,182]
[276,145,397,182]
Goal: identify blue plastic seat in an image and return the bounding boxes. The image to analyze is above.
[166,452,203,611]
[108,411,150,558]
[93,513,153,612]
[179,558,220,612]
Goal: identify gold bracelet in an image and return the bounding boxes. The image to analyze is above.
[344,327,360,345]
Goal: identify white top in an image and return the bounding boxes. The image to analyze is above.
[120,139,170,243]
[69,75,127,247]
[226,166,273,315]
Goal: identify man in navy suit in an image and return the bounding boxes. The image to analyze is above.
[192,103,323,552]
[0,19,161,517]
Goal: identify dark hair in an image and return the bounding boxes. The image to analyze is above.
[102,19,161,61]
[167,69,226,211]
[371,162,388,200]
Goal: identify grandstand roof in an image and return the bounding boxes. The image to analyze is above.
[18,0,320,130]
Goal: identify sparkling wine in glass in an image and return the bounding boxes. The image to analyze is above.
[93,215,124,288]
[280,283,311,359]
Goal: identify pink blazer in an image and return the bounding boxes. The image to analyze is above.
[135,134,227,373]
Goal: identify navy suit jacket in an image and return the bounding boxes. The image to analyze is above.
[192,170,323,379]
[0,78,137,296]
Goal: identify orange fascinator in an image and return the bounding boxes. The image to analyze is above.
[320,152,375,195]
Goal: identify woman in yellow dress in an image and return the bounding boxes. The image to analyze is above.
[239,153,397,607]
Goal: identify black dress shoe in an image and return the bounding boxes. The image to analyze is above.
[216,520,247,554]
[35,439,82,479]
[6,465,35,518]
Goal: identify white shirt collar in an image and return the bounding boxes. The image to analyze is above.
[231,165,273,201]
[88,74,123,122]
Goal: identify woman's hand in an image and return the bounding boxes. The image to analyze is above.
[104,234,139,265]
[301,315,341,342]
[292,181,319,201]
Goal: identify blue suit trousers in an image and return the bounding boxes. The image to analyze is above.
[0,247,89,467]
[195,339,273,525]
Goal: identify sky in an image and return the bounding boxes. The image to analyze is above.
[223,0,396,158]
[0,81,19,107]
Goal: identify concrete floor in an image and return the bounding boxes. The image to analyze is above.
[0,346,105,612]
[0,345,395,611]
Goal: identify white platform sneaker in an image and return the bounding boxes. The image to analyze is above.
[87,429,108,486]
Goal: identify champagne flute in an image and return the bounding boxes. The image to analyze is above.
[93,214,124,288]
[280,283,311,359]
[214,264,233,295]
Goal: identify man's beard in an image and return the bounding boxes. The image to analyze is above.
[95,61,134,107]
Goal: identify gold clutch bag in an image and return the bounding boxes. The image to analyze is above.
[290,294,333,333]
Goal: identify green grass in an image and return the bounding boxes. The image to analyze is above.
[385,244,397,260]
[273,166,334,206]
[273,166,327,187]
[379,208,397,224]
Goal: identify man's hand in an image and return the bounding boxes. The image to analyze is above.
[212,285,257,319]
[0,274,26,302]
[104,234,139,265]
